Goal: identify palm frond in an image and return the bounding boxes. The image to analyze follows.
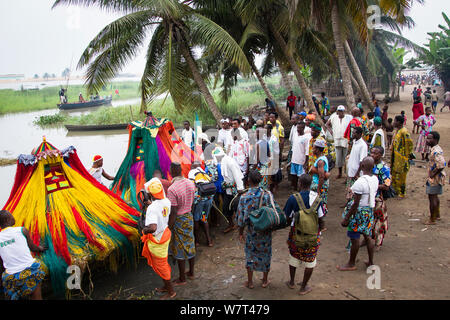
[188,13,251,75]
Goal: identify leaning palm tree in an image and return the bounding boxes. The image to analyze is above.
[52,0,251,124]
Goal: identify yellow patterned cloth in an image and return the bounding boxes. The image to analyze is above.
[390,127,413,197]
[169,213,196,260]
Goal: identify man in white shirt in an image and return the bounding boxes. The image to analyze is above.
[89,155,115,185]
[212,147,245,233]
[142,178,176,299]
[346,127,368,201]
[217,119,233,152]
[0,210,47,300]
[338,157,378,271]
[326,105,352,178]
[231,118,249,141]
[181,121,194,150]
[229,128,250,175]
[290,121,311,190]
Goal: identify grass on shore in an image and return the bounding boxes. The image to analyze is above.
[0,81,141,114]
[64,75,300,126]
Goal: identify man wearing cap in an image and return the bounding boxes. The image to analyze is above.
[218,119,233,152]
[89,155,115,185]
[290,121,311,190]
[346,127,368,202]
[141,178,176,299]
[370,117,385,155]
[306,122,328,173]
[212,147,245,234]
[326,106,352,178]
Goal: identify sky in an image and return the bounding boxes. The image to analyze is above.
[0,0,449,78]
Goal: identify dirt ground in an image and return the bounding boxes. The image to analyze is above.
[70,84,449,301]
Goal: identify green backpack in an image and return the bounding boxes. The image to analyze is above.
[292,193,321,249]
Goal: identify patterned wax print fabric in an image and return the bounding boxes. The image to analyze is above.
[308,135,328,170]
[2,261,46,300]
[169,212,196,260]
[427,145,447,186]
[284,191,323,262]
[342,202,374,236]
[414,114,435,154]
[391,127,414,197]
[372,162,391,246]
[310,156,329,215]
[236,187,273,272]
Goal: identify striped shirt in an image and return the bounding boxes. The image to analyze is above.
[167,177,195,215]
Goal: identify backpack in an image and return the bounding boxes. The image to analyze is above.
[292,193,321,249]
[194,171,217,197]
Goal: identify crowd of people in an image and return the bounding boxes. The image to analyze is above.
[1,88,448,300]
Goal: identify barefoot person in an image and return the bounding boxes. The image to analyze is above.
[188,162,214,247]
[141,178,176,299]
[424,131,446,225]
[284,174,325,295]
[309,139,330,219]
[0,210,47,300]
[391,115,414,198]
[237,170,276,289]
[370,147,391,249]
[167,162,196,286]
[338,157,378,271]
[414,107,436,161]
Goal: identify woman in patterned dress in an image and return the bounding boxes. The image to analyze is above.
[237,170,277,289]
[414,107,436,161]
[370,147,391,250]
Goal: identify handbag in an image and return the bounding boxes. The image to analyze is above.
[249,190,287,232]
[194,171,217,197]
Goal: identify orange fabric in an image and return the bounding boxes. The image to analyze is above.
[141,228,172,281]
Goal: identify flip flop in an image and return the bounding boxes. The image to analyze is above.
[172,279,187,286]
[285,281,295,289]
[261,280,271,288]
[336,265,357,271]
[243,281,254,289]
[160,292,177,300]
[155,287,168,293]
[185,272,195,280]
[299,286,313,295]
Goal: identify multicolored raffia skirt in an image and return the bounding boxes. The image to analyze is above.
[169,213,196,260]
[287,227,320,263]
[2,262,46,300]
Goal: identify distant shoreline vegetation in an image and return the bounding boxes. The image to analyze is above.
[0,81,142,114]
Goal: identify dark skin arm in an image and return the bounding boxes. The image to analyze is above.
[22,228,46,253]
[142,224,157,235]
[341,194,362,227]
[168,206,178,230]
[102,169,115,181]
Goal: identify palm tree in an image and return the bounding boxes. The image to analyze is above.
[330,0,356,109]
[52,0,251,124]
[61,68,70,79]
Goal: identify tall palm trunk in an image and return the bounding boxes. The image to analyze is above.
[250,60,290,126]
[180,43,223,124]
[331,1,356,109]
[279,67,292,92]
[269,22,318,121]
[344,40,374,110]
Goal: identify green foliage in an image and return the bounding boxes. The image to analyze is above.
[33,113,68,127]
[420,12,450,90]
[0,82,140,114]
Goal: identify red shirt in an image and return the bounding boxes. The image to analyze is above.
[287,95,296,107]
[417,89,422,97]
